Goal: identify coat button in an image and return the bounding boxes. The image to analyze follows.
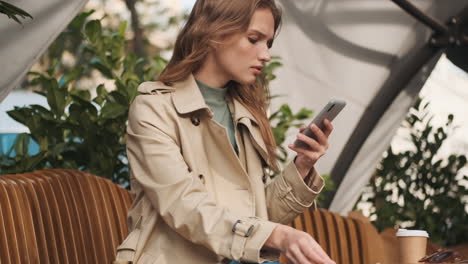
[191,116,200,126]
[198,174,205,185]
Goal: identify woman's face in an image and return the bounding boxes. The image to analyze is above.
[213,8,274,85]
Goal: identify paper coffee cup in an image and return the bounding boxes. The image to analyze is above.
[397,229,429,264]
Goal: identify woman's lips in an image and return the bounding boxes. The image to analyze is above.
[251,67,262,75]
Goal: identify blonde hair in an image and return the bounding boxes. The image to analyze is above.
[158,0,282,171]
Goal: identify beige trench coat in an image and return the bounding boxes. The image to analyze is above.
[114,74,324,264]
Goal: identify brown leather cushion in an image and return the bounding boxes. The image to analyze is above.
[280,208,385,264]
[0,169,132,264]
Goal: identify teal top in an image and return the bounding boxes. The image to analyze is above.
[196,79,238,153]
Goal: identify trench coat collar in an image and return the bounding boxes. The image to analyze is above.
[172,74,210,115]
[172,74,269,161]
[172,74,258,125]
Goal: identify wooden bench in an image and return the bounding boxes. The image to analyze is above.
[279,209,386,264]
[0,169,132,263]
[0,169,386,263]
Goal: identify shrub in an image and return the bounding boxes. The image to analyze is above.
[357,98,468,246]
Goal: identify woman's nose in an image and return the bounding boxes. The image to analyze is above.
[258,47,271,62]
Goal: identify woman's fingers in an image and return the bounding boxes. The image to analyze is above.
[288,144,321,162]
[308,242,334,263]
[299,245,326,264]
[309,124,329,148]
[323,119,333,137]
[290,245,312,264]
[299,124,307,132]
[300,237,332,264]
[296,133,321,151]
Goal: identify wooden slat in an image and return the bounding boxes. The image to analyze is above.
[34,171,70,263]
[85,172,113,263]
[19,174,50,263]
[302,209,316,238]
[107,180,131,240]
[293,214,303,230]
[322,210,339,262]
[68,170,102,263]
[344,218,361,264]
[46,170,82,264]
[0,179,16,264]
[330,211,350,263]
[3,177,26,263]
[53,170,89,263]
[4,174,40,263]
[313,209,329,254]
[95,175,120,262]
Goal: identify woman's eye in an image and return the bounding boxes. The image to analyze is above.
[248,38,258,44]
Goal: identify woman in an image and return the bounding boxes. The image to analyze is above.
[114,0,335,263]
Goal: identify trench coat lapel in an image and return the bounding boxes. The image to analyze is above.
[170,74,269,163]
[232,99,269,164]
[172,74,210,115]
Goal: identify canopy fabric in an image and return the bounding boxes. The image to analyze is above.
[270,0,467,214]
[0,0,88,102]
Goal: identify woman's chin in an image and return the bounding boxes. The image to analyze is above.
[237,76,257,85]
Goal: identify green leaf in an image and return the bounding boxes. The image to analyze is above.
[118,21,127,36]
[13,133,30,156]
[90,58,113,78]
[0,1,33,25]
[279,104,293,118]
[100,102,127,119]
[84,19,102,44]
[33,90,47,97]
[30,104,54,120]
[97,84,108,97]
[69,10,94,31]
[45,79,67,117]
[70,89,91,102]
[295,108,314,120]
[25,152,46,170]
[58,67,83,88]
[68,103,82,124]
[70,94,98,118]
[107,90,128,105]
[7,107,31,126]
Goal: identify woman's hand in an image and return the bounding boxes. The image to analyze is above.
[288,119,333,178]
[264,225,335,264]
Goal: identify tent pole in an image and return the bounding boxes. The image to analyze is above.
[390,0,449,35]
[323,2,468,211]
[323,42,442,210]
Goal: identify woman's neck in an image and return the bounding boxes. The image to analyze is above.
[194,55,230,88]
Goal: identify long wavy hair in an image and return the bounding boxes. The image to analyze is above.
[158,0,282,171]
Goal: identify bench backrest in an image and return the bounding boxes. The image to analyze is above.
[0,169,132,264]
[280,208,385,264]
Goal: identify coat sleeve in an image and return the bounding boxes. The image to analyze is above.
[126,94,278,263]
[265,160,325,224]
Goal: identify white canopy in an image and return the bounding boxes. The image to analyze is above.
[270,0,468,214]
[0,0,87,102]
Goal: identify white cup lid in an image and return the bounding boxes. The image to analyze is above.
[396,229,429,238]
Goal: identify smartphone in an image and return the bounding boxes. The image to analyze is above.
[293,99,346,149]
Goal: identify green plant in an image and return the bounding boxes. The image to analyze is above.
[269,104,314,164]
[0,1,32,24]
[1,17,166,186]
[357,97,468,246]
